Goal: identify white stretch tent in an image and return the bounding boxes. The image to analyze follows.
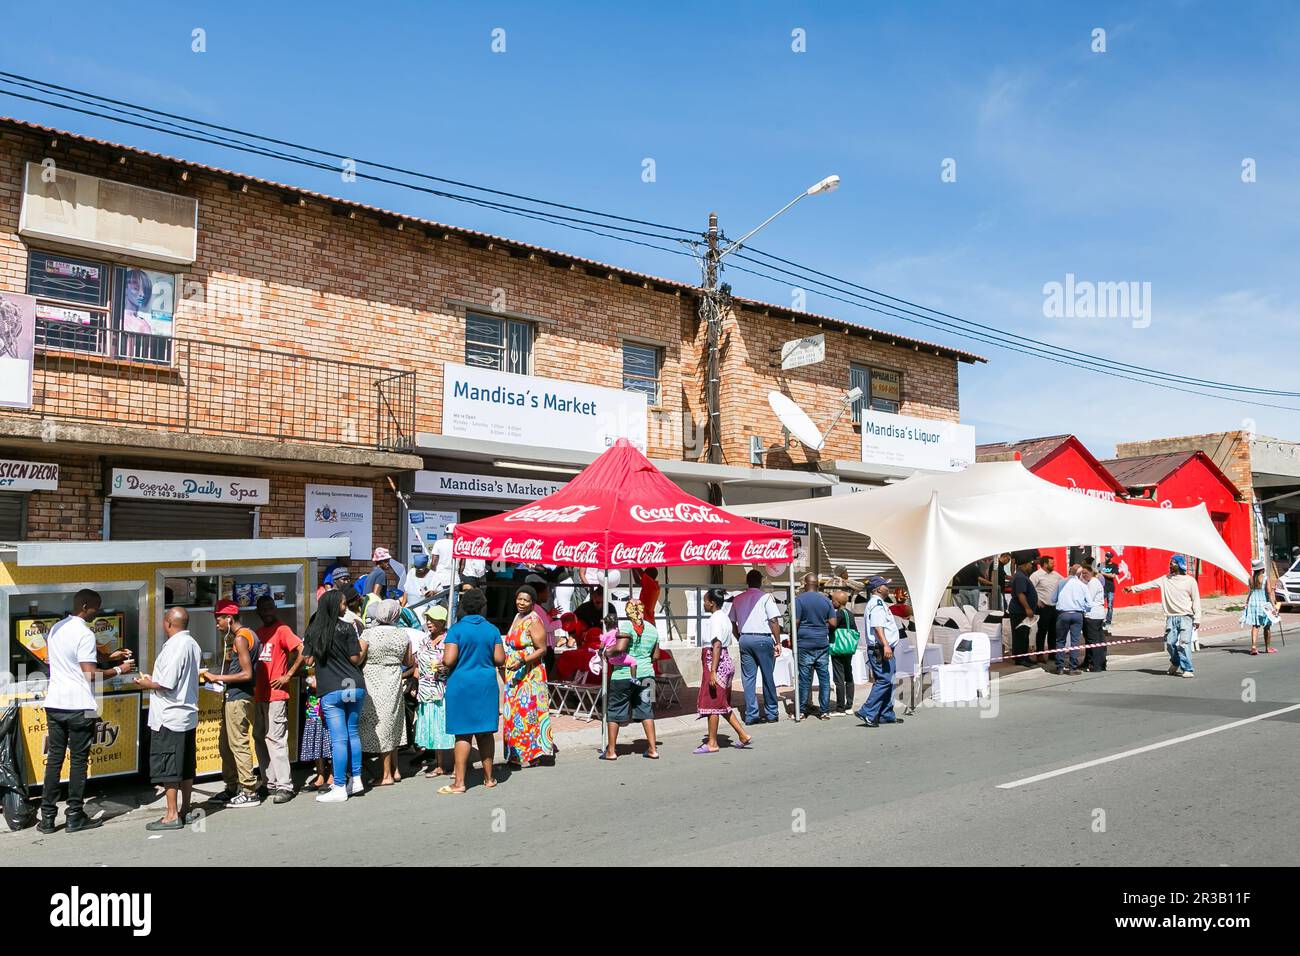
[732,461,1251,668]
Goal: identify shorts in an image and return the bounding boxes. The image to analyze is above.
[150,726,197,784]
[607,677,655,724]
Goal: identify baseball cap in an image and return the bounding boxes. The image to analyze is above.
[372,547,392,562]
[214,600,240,617]
[412,553,430,568]
[424,605,449,623]
[1170,555,1187,571]
[867,575,892,591]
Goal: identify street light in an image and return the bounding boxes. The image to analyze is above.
[717,173,841,260]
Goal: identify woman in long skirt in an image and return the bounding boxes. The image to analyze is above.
[415,606,456,776]
[695,588,753,754]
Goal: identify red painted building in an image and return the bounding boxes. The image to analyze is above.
[1101,451,1250,602]
[977,436,1250,607]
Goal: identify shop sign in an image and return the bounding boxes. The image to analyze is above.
[780,333,825,370]
[304,484,373,560]
[414,470,566,500]
[441,362,647,453]
[12,693,141,785]
[409,509,458,559]
[109,468,269,504]
[0,457,59,491]
[860,409,975,473]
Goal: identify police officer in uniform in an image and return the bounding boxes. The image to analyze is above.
[855,575,905,728]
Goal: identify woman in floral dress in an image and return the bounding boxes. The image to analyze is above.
[415,605,456,776]
[501,585,555,769]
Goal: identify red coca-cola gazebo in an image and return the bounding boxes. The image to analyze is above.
[451,439,793,569]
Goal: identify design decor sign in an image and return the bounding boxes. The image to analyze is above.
[441,362,647,453]
[414,470,566,501]
[860,410,975,473]
[0,458,58,491]
[109,468,269,504]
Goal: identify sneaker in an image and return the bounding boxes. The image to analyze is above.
[1167,665,1181,676]
[315,786,348,803]
[346,775,365,796]
[1181,671,1196,679]
[227,792,261,809]
[272,789,295,805]
[209,789,236,804]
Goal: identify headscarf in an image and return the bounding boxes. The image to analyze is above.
[365,598,403,626]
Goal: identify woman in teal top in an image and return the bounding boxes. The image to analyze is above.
[440,588,505,794]
[601,599,661,761]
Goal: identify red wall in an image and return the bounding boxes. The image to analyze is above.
[1101,458,1249,604]
[1027,442,1125,587]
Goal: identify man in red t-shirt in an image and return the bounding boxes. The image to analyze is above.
[633,567,661,624]
[253,595,303,803]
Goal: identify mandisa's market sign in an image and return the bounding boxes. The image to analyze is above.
[441,362,647,454]
[109,468,269,504]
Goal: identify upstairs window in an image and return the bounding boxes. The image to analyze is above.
[465,314,531,374]
[622,341,661,405]
[850,364,901,422]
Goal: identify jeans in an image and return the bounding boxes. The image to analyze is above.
[320,688,368,787]
[1055,611,1083,670]
[1035,605,1058,656]
[954,587,980,610]
[831,653,856,711]
[1104,588,1115,625]
[1083,618,1106,670]
[797,646,831,715]
[253,700,291,791]
[1165,615,1194,673]
[41,708,95,819]
[738,633,778,723]
[856,646,897,724]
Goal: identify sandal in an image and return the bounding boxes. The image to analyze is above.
[643,752,660,760]
[436,785,465,795]
[733,739,754,749]
[424,767,448,778]
[693,744,719,755]
[1250,647,1259,655]
[1267,647,1278,654]
[598,752,618,761]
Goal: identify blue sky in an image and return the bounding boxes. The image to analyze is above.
[3,0,1297,455]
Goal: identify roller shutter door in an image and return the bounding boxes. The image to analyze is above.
[0,493,25,540]
[109,500,255,541]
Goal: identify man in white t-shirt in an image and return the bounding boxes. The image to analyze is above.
[429,526,455,593]
[404,553,440,604]
[134,607,202,830]
[39,588,135,834]
[729,569,784,725]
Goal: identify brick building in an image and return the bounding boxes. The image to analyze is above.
[0,116,981,587]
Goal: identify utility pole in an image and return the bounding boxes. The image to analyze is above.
[703,212,723,469]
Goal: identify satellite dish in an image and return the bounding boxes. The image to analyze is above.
[768,391,824,450]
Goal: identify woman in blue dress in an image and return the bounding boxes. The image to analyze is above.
[440,588,505,794]
[1240,568,1279,656]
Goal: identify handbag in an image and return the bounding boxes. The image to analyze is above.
[830,606,860,655]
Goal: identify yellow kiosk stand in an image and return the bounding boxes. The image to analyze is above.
[0,537,346,786]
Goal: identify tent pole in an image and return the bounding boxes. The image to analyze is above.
[601,568,610,749]
[788,559,799,722]
[449,553,459,621]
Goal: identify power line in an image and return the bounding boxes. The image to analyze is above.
[737,244,1300,399]
[723,258,1300,412]
[0,70,699,237]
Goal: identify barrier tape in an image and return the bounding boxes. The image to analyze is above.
[895,632,1169,676]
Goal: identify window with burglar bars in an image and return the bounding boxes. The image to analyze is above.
[465,313,532,374]
[850,364,901,422]
[622,341,661,405]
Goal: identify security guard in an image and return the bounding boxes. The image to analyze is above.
[855,575,904,728]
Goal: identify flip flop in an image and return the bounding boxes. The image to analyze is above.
[483,779,498,788]
[693,745,718,755]
[598,752,618,760]
[643,752,660,760]
[733,739,754,749]
[436,785,465,796]
[1267,648,1278,654]
[1250,648,1259,655]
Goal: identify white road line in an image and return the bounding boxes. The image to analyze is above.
[997,702,1300,789]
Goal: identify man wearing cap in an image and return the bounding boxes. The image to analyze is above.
[1127,555,1201,678]
[430,525,456,596]
[405,553,440,604]
[1008,555,1038,667]
[200,601,261,808]
[855,576,903,728]
[363,547,407,602]
[1099,551,1120,631]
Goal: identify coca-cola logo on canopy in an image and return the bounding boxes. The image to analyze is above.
[629,503,725,525]
[679,539,733,563]
[741,539,791,562]
[610,541,667,565]
[504,505,598,524]
[454,536,493,558]
[501,537,544,562]
[553,539,600,564]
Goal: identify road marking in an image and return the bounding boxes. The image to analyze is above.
[997,702,1300,789]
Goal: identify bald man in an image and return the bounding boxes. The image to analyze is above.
[135,608,202,830]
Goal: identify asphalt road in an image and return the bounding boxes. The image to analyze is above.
[4,637,1297,867]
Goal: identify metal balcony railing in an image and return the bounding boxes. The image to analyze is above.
[16,334,416,452]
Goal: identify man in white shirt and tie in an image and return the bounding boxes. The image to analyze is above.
[855,575,905,728]
[729,569,784,725]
